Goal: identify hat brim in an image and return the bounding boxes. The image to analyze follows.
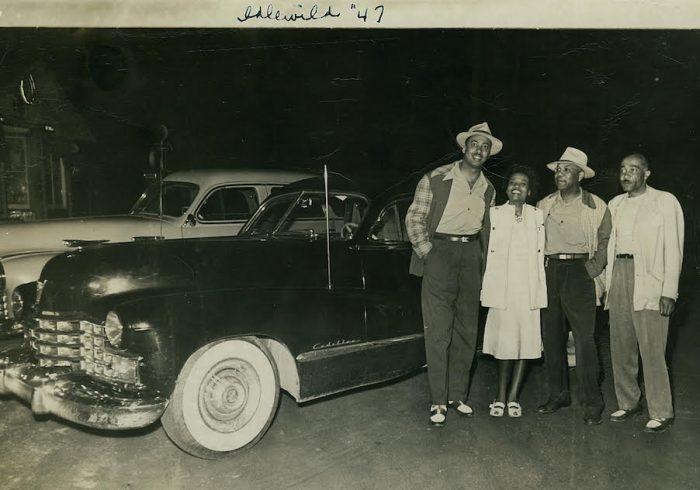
[456,131,503,156]
[546,161,595,179]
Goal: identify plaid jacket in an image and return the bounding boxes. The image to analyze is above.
[406,161,495,276]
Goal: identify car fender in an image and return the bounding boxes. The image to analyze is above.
[112,293,300,401]
[1,251,62,318]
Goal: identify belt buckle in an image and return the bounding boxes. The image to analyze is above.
[460,236,470,243]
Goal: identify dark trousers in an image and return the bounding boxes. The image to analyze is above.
[421,239,481,405]
[541,258,604,416]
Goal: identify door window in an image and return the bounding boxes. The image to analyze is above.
[197,187,259,222]
[368,199,411,242]
[279,193,368,239]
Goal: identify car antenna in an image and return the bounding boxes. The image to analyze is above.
[155,124,169,239]
[324,164,332,290]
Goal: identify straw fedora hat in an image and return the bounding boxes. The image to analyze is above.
[546,147,595,179]
[455,122,503,156]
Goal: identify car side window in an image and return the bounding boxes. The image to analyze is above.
[279,193,368,239]
[197,187,259,222]
[369,198,411,242]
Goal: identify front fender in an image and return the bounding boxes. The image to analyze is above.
[1,251,62,318]
[113,292,206,396]
[113,291,302,401]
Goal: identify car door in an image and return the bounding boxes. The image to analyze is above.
[181,185,262,239]
[356,196,425,382]
[272,191,373,399]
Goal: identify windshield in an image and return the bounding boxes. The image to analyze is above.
[242,192,368,238]
[130,181,200,218]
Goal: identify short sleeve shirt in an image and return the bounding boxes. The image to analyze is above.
[436,166,488,235]
[544,192,588,254]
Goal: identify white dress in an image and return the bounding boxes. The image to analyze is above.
[482,215,543,360]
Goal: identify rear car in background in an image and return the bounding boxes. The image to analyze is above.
[0,168,314,337]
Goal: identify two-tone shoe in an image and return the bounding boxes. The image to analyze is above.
[609,405,643,423]
[449,400,474,417]
[643,417,674,433]
[429,405,447,427]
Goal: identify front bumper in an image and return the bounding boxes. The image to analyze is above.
[0,347,168,430]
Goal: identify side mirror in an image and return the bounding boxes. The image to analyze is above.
[185,214,196,227]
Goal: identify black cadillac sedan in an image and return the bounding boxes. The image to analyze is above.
[0,176,424,459]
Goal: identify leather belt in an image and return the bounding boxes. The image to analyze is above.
[616,253,634,259]
[432,232,480,243]
[546,253,588,260]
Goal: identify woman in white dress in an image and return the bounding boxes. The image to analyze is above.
[480,165,547,417]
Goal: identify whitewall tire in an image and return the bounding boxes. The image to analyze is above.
[161,338,280,459]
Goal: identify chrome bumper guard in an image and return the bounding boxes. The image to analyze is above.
[0,348,168,430]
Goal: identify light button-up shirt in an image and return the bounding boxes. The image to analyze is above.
[544,192,588,254]
[436,166,489,235]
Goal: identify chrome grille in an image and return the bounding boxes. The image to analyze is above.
[0,292,9,320]
[30,315,141,384]
[31,318,82,367]
[0,265,6,320]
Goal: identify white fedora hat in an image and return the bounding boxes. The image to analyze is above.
[455,122,503,156]
[546,147,595,179]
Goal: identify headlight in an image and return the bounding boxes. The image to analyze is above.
[11,282,40,320]
[104,310,123,348]
[11,289,24,318]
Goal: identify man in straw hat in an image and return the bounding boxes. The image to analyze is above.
[605,153,683,433]
[406,122,499,426]
[536,147,611,426]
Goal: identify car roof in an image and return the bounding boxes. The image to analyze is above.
[270,173,363,196]
[164,168,317,188]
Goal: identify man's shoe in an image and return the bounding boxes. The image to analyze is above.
[643,417,674,433]
[449,400,474,417]
[429,405,447,427]
[537,397,572,414]
[610,405,643,422]
[583,414,603,426]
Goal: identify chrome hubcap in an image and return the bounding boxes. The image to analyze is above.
[199,359,260,433]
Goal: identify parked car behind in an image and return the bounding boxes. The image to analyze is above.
[0,168,314,337]
[0,175,424,458]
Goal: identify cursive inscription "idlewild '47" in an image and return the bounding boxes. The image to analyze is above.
[237,3,385,23]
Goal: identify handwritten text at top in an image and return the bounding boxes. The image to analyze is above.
[237,3,385,23]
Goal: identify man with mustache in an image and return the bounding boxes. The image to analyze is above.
[406,122,500,426]
[536,147,611,426]
[605,153,684,433]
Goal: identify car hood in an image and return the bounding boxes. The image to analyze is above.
[38,235,353,319]
[0,214,181,257]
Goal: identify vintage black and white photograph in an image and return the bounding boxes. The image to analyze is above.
[0,2,699,488]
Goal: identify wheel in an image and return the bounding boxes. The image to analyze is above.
[161,338,280,459]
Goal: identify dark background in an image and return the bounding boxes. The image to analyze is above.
[1,28,698,274]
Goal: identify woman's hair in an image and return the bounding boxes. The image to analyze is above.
[503,164,538,202]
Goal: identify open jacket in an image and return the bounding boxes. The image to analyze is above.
[405,161,495,277]
[537,189,611,305]
[604,185,684,311]
[480,204,547,310]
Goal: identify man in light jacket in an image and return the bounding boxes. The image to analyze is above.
[605,153,684,433]
[536,147,611,426]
